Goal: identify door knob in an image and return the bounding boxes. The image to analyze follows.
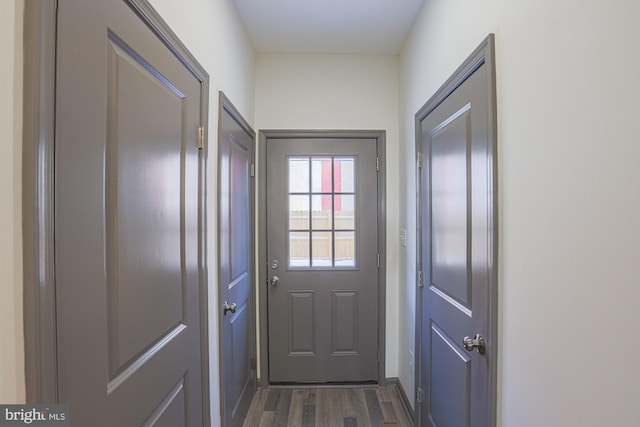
[463,334,486,355]
[270,276,279,287]
[223,301,237,315]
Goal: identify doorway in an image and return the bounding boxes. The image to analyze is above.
[415,35,498,427]
[217,92,257,427]
[258,130,387,385]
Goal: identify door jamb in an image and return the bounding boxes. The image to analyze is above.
[414,34,498,426]
[23,4,212,425]
[257,129,387,387]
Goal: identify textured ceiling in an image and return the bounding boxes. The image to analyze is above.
[232,0,425,55]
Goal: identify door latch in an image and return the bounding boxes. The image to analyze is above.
[463,334,486,355]
[223,301,237,315]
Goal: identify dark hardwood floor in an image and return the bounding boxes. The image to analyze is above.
[242,385,413,427]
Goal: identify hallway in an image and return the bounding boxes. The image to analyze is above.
[243,386,413,427]
[7,0,640,426]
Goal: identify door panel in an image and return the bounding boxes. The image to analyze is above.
[288,291,316,354]
[218,94,256,427]
[416,35,497,427]
[429,324,471,427]
[331,291,359,354]
[106,37,186,380]
[430,106,471,307]
[55,1,205,425]
[266,137,379,383]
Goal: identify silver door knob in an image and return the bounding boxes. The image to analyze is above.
[463,334,486,355]
[223,301,237,315]
[270,276,280,287]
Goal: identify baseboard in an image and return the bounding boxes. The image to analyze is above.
[386,377,415,425]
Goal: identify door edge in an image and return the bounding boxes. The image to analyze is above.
[23,0,59,404]
[257,129,387,388]
[414,33,498,426]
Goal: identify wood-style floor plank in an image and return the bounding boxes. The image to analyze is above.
[380,401,397,422]
[274,390,293,427]
[343,416,357,427]
[351,389,372,427]
[364,389,383,426]
[388,388,413,427]
[244,389,270,427]
[287,389,305,427]
[265,389,281,411]
[341,389,356,420]
[242,385,412,427]
[301,404,315,427]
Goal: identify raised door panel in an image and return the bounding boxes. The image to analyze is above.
[331,291,359,355]
[429,324,470,427]
[227,304,250,419]
[230,136,250,282]
[430,106,472,309]
[288,291,316,355]
[143,380,187,427]
[106,35,186,382]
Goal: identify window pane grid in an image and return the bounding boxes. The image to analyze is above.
[287,156,356,268]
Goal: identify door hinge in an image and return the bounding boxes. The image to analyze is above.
[416,387,424,403]
[197,125,205,149]
[418,270,424,288]
[250,163,255,177]
[417,152,423,169]
[377,348,381,362]
[377,253,380,269]
[250,357,257,370]
[376,157,379,171]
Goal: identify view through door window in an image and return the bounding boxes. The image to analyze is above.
[288,156,356,268]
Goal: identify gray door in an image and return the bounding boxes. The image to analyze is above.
[266,135,380,383]
[217,93,256,427]
[55,0,206,425]
[416,36,498,427]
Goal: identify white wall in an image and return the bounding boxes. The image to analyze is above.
[148,0,255,424]
[150,0,255,121]
[0,0,25,405]
[399,0,640,425]
[254,54,401,378]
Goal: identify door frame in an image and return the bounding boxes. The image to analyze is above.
[22,3,211,424]
[257,129,387,387]
[216,91,257,425]
[414,34,498,426]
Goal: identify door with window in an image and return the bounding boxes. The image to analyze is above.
[265,133,382,383]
